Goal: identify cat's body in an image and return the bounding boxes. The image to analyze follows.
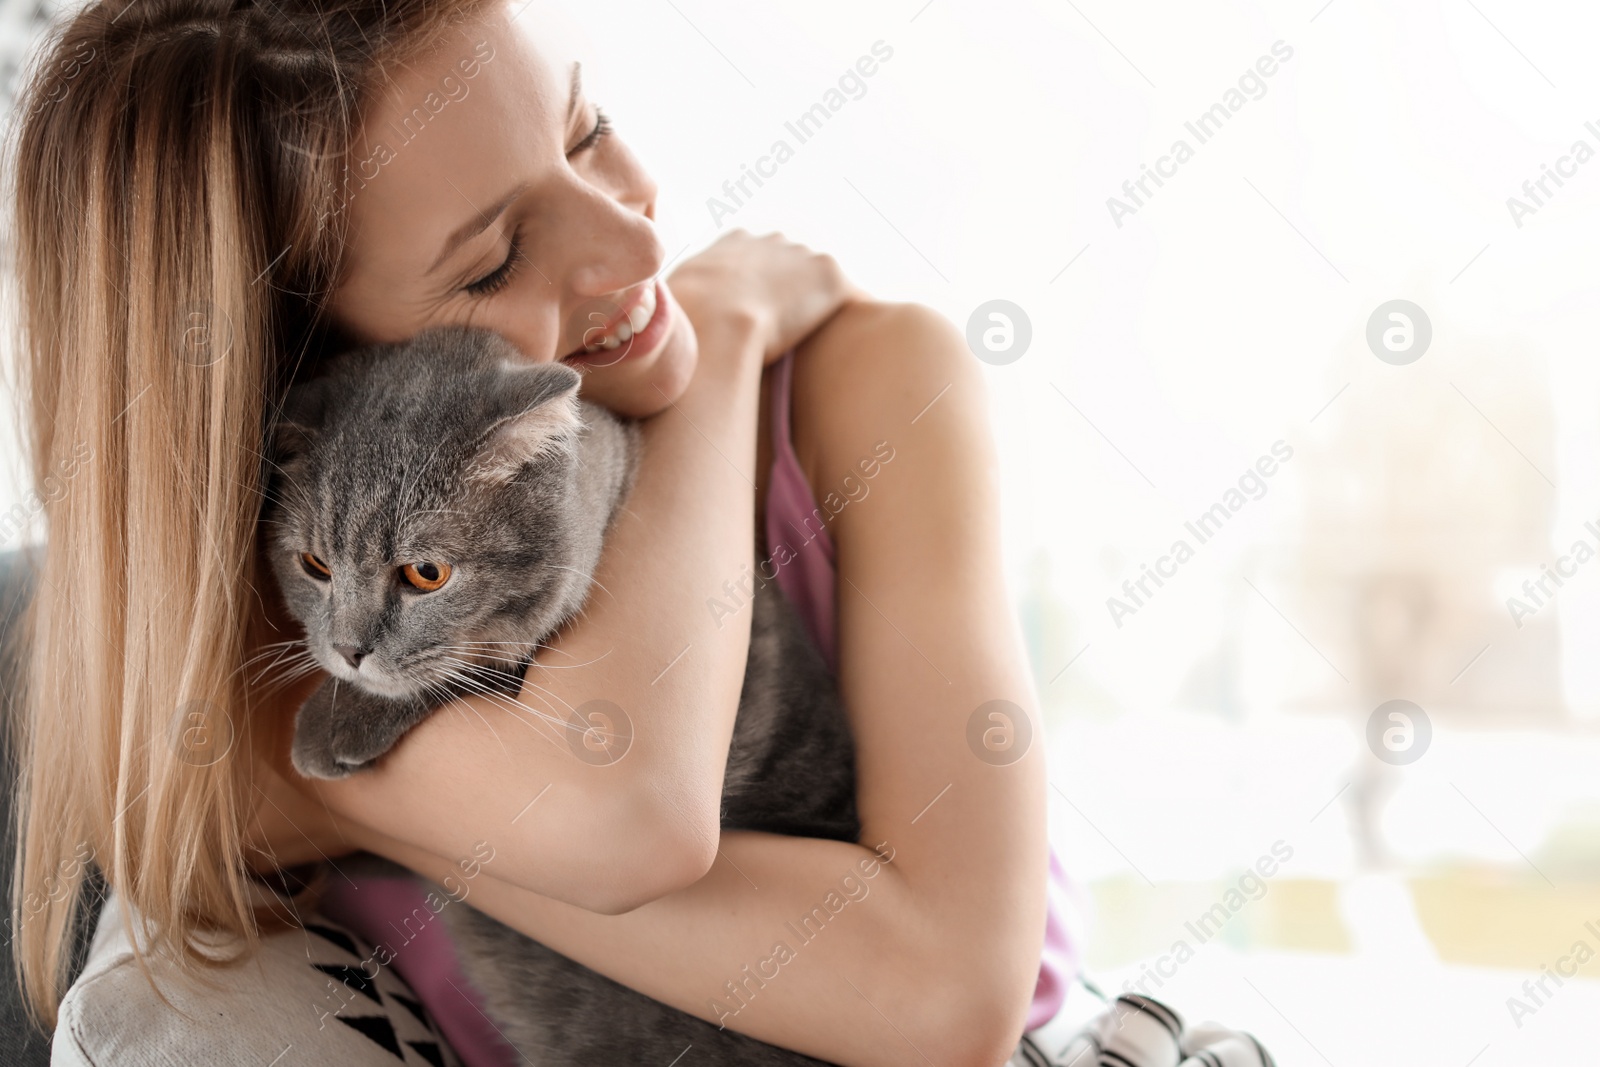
[265,326,856,1065]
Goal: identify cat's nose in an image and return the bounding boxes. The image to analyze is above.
[334,644,367,669]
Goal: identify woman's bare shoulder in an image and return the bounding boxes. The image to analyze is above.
[788,299,989,485]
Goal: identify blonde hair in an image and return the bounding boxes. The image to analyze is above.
[6,0,493,1027]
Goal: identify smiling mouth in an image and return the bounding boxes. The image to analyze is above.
[559,280,668,368]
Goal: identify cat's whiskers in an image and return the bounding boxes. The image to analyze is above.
[430,654,533,690]
[431,656,572,735]
[429,676,523,721]
[240,638,310,664]
[252,665,325,698]
[414,675,514,750]
[544,563,615,602]
[410,649,523,684]
[240,635,313,666]
[505,675,587,734]
[250,650,323,689]
[408,677,521,761]
[430,640,535,656]
[241,643,316,683]
[522,646,614,672]
[240,646,312,671]
[490,638,615,672]
[257,463,320,527]
[434,675,566,746]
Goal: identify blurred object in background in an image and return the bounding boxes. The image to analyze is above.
[1287,312,1563,869]
[1292,319,1561,724]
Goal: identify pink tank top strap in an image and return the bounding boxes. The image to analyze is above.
[763,351,839,670]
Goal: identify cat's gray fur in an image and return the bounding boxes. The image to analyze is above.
[265,325,856,1065]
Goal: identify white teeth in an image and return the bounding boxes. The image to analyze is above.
[582,285,657,353]
[628,285,657,334]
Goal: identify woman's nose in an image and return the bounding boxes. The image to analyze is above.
[567,221,662,298]
[560,177,663,298]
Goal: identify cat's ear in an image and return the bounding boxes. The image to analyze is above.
[468,362,584,484]
[271,378,328,465]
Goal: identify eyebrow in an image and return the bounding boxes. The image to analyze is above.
[425,63,584,277]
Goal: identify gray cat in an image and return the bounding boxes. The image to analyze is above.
[264,325,856,1065]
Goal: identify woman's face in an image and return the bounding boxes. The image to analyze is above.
[329,2,693,418]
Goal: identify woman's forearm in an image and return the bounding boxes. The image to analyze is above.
[311,320,768,910]
[373,827,1015,1067]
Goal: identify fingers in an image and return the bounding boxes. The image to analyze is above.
[666,230,861,361]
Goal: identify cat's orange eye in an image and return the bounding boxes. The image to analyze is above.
[401,561,452,592]
[300,552,331,580]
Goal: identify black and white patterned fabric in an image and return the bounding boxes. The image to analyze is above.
[1014,983,1275,1067]
[52,890,461,1066]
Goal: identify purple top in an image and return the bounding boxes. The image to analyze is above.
[319,353,1078,1061]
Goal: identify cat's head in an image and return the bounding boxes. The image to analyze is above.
[263,326,604,700]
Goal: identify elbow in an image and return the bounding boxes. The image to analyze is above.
[888,921,1038,1066]
[876,989,1026,1067]
[576,782,721,915]
[914,979,1032,1067]
[935,1009,1030,1067]
[584,823,718,915]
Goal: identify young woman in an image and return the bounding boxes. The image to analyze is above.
[10,1,1073,1064]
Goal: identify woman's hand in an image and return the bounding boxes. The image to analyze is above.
[668,230,862,364]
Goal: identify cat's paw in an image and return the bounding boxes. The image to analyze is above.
[290,679,410,780]
[290,680,364,779]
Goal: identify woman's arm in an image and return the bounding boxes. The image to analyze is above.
[247,234,855,913]
[360,302,1049,1067]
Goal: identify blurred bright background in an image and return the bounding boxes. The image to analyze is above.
[4,0,1600,1063]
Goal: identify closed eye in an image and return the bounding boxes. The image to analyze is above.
[300,552,331,581]
[464,224,524,297]
[462,108,612,298]
[569,107,612,156]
